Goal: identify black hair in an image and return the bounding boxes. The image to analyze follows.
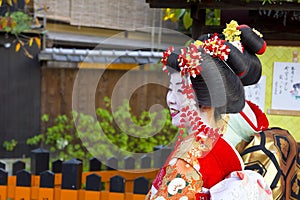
[167,51,245,117]
[166,23,266,118]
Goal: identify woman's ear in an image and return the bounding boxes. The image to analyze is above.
[200,106,216,126]
[200,106,213,113]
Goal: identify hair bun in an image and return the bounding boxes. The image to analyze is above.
[224,42,247,78]
[240,49,262,85]
[237,25,267,55]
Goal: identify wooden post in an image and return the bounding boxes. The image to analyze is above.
[89,157,103,171]
[83,174,102,200]
[110,175,125,193]
[86,174,101,191]
[0,161,6,170]
[31,148,49,175]
[12,160,25,175]
[60,189,78,200]
[15,186,31,200]
[191,5,206,40]
[39,170,55,199]
[61,159,82,190]
[38,188,54,200]
[0,168,8,185]
[133,177,149,195]
[40,170,55,188]
[140,155,151,169]
[0,185,7,200]
[0,168,8,199]
[125,193,146,200]
[106,157,118,170]
[16,170,31,187]
[52,159,62,173]
[124,156,135,169]
[15,170,31,200]
[7,176,16,199]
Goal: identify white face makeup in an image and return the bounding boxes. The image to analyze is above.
[166,73,187,127]
[166,72,211,132]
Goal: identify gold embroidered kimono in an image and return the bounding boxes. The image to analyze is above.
[237,128,300,200]
[146,134,246,200]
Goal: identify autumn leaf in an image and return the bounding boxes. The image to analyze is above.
[0,18,8,29]
[34,37,41,48]
[24,49,33,59]
[43,4,48,12]
[29,37,34,46]
[35,17,41,27]
[25,0,30,4]
[0,0,2,7]
[6,0,12,6]
[10,19,17,30]
[15,42,21,52]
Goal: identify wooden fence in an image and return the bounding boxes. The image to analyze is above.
[0,147,172,200]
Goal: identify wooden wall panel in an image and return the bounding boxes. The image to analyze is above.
[41,68,169,124]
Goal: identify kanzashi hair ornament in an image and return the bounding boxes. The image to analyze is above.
[199,33,230,61]
[177,34,230,79]
[161,46,174,74]
[222,20,241,43]
[178,43,203,78]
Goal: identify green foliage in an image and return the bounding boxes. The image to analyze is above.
[26,97,179,165]
[1,11,32,34]
[96,98,178,153]
[164,8,220,31]
[2,139,18,151]
[205,9,220,26]
[183,10,192,30]
[0,1,41,58]
[26,113,90,162]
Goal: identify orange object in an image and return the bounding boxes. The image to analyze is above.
[108,192,125,200]
[15,186,31,200]
[38,188,54,200]
[60,189,78,200]
[0,185,8,199]
[7,176,16,198]
[125,193,146,200]
[82,190,101,200]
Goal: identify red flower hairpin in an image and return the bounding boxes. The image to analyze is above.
[178,43,203,78]
[201,33,230,61]
[161,46,174,74]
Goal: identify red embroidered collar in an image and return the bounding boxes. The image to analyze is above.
[239,100,269,132]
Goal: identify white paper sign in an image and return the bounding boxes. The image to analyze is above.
[244,76,266,111]
[271,62,300,111]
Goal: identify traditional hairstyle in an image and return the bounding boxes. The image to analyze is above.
[163,20,266,117]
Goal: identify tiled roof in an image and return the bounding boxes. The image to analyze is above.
[39,48,163,65]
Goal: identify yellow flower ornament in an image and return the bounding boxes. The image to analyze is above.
[222,20,241,42]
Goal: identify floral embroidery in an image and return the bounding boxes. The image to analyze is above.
[169,158,178,166]
[167,174,189,196]
[155,197,166,200]
[150,156,203,200]
[179,196,189,200]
